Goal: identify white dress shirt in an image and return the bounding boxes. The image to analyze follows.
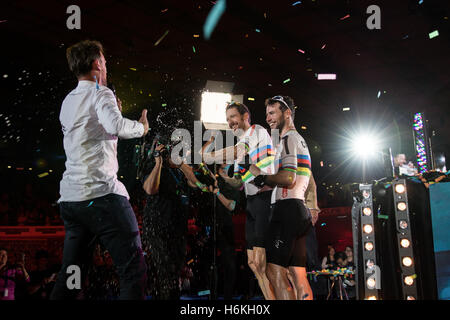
[58,80,144,202]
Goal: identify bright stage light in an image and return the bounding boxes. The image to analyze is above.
[363,224,373,234]
[402,257,413,267]
[400,238,410,248]
[366,296,377,300]
[365,242,374,251]
[350,133,380,159]
[397,202,407,211]
[404,276,414,286]
[201,91,232,130]
[363,207,372,216]
[367,278,376,289]
[395,184,406,194]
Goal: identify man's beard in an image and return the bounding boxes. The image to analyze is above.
[276,117,286,131]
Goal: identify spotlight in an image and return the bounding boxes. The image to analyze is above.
[367,296,377,300]
[365,242,374,251]
[399,220,408,230]
[395,184,406,194]
[397,202,407,211]
[367,278,376,289]
[363,224,373,234]
[402,257,413,267]
[350,132,380,159]
[400,238,411,248]
[404,276,414,286]
[363,207,372,216]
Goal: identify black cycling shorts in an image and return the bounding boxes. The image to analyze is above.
[266,199,312,268]
[245,191,272,250]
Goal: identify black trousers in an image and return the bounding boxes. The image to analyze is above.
[50,193,147,300]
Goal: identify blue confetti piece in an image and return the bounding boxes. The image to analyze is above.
[292,1,302,5]
[198,290,210,296]
[203,0,227,40]
[87,201,94,207]
[419,0,423,4]
[321,223,326,227]
[255,28,261,33]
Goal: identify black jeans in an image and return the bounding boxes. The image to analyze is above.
[50,193,147,300]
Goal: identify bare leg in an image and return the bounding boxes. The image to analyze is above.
[253,247,275,300]
[266,263,296,300]
[286,270,297,299]
[247,249,271,300]
[288,266,313,300]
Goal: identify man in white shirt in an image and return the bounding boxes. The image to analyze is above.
[201,102,275,300]
[50,40,149,300]
[260,95,313,300]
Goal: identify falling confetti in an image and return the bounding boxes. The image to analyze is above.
[192,46,196,53]
[203,0,226,40]
[317,74,336,80]
[193,34,200,38]
[38,172,49,178]
[161,8,168,13]
[255,28,261,33]
[283,78,291,84]
[340,14,350,20]
[419,0,424,4]
[154,30,170,46]
[298,49,305,54]
[342,107,350,111]
[429,30,439,39]
[377,91,381,98]
[129,67,137,71]
[87,201,94,207]
[292,1,302,6]
[321,44,326,49]
[198,290,210,296]
[247,97,255,101]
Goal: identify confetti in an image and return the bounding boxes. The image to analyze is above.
[247,97,255,101]
[340,14,350,20]
[187,258,194,265]
[129,67,137,71]
[298,49,305,54]
[418,0,423,4]
[192,46,196,53]
[154,29,169,46]
[87,201,94,207]
[342,107,350,111]
[321,44,326,49]
[193,34,200,38]
[38,172,49,178]
[301,126,307,130]
[161,8,168,13]
[162,103,167,107]
[377,90,381,98]
[283,78,291,83]
[292,1,302,6]
[203,0,226,40]
[429,30,439,39]
[402,35,409,40]
[198,290,210,296]
[255,28,261,32]
[317,74,336,80]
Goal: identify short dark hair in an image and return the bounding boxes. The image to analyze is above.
[226,102,251,123]
[265,95,295,120]
[66,40,104,77]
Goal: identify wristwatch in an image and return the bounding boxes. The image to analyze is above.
[153,150,161,158]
